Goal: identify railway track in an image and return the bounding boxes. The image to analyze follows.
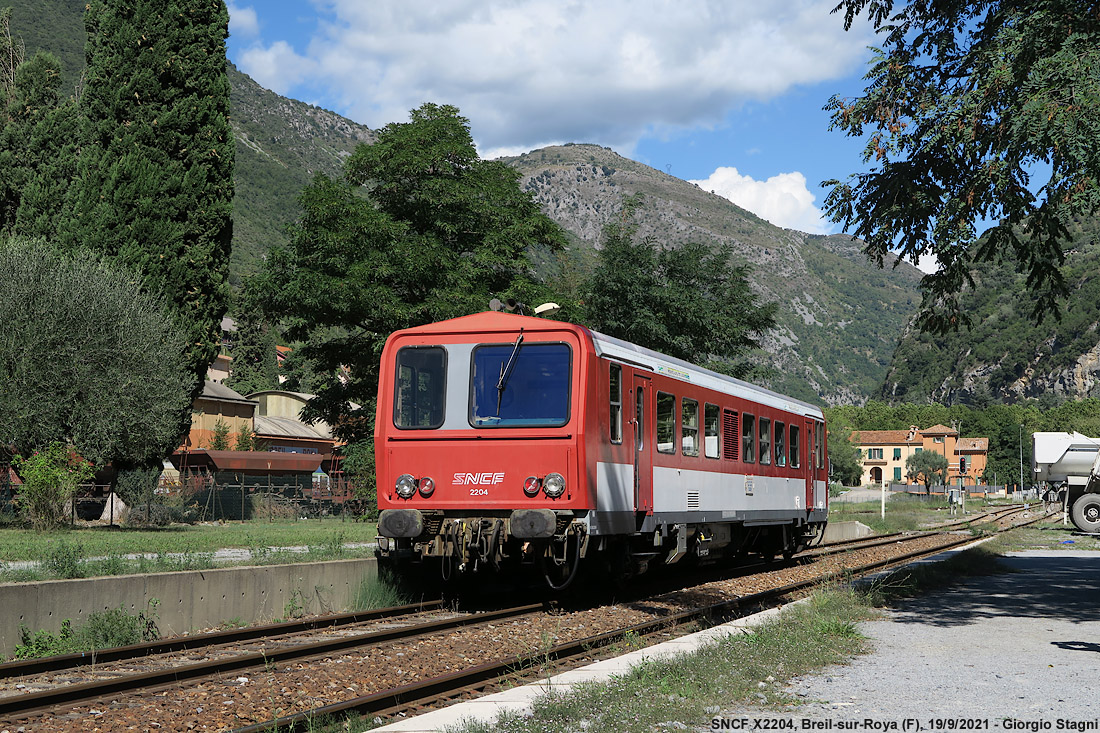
[0,505,1050,732]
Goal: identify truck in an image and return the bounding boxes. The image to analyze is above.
[1032,431,1100,533]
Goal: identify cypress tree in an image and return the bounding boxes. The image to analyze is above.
[65,0,234,393]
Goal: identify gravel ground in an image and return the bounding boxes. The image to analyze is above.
[707,549,1100,731]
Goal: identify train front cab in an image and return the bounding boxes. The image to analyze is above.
[374,313,596,586]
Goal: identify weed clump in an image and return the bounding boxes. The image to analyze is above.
[12,601,160,660]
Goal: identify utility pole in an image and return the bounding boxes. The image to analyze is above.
[1018,424,1024,499]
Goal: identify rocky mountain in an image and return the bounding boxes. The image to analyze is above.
[9,2,927,405]
[504,145,924,404]
[879,216,1100,406]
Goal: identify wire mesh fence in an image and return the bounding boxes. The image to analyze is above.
[0,469,367,527]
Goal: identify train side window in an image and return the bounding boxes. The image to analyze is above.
[681,398,699,456]
[758,417,772,465]
[815,422,826,469]
[789,425,800,468]
[775,421,786,467]
[609,364,623,444]
[656,392,676,454]
[704,403,720,459]
[742,413,755,463]
[722,409,739,460]
[394,346,447,429]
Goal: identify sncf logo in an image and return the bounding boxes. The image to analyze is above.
[452,472,505,486]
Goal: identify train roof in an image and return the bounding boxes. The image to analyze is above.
[389,311,824,420]
[587,330,824,420]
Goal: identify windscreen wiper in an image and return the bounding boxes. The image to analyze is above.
[496,329,524,416]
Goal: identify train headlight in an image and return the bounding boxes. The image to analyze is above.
[395,474,417,499]
[523,476,541,496]
[417,476,435,497]
[542,472,566,498]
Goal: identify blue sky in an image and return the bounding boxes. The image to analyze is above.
[225,1,885,244]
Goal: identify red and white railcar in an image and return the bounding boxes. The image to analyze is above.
[375,311,828,588]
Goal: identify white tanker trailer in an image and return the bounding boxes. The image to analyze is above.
[1032,431,1100,533]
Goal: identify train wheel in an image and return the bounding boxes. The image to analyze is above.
[1070,494,1100,533]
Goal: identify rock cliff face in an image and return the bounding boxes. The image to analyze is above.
[504,145,923,405]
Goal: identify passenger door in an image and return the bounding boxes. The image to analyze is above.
[633,375,653,513]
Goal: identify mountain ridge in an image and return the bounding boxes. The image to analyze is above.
[8,2,923,405]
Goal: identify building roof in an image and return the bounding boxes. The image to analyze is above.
[248,389,316,402]
[172,449,323,474]
[921,424,958,436]
[255,415,332,441]
[851,430,919,446]
[199,380,258,406]
[957,437,989,452]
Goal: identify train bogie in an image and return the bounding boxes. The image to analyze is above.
[375,311,828,589]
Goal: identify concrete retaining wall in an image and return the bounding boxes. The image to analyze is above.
[0,558,378,658]
[822,520,874,543]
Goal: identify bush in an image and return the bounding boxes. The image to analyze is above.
[114,465,161,516]
[13,443,94,531]
[12,602,160,660]
[43,539,84,579]
[125,503,196,526]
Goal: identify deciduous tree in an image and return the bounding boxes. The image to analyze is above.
[583,195,777,379]
[824,0,1100,331]
[254,103,564,439]
[0,237,192,468]
[906,450,949,494]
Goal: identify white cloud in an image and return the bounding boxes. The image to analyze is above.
[238,41,318,97]
[690,167,829,234]
[227,3,259,39]
[236,0,873,152]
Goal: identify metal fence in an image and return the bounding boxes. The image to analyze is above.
[0,471,366,526]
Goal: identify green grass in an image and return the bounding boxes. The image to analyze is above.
[0,519,378,582]
[983,516,1100,552]
[0,518,376,562]
[828,493,1002,534]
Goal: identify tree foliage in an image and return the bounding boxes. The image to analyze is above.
[0,237,192,468]
[207,419,231,451]
[828,424,863,485]
[906,450,949,493]
[824,0,1100,331]
[582,195,777,379]
[62,0,234,389]
[254,103,565,438]
[225,297,278,397]
[0,10,79,240]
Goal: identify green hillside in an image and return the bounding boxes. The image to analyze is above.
[880,216,1100,405]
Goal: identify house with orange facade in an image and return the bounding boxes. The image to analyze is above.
[851,424,989,488]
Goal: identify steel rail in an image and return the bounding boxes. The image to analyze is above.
[234,531,993,733]
[2,509,1050,726]
[0,599,445,679]
[0,602,543,719]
